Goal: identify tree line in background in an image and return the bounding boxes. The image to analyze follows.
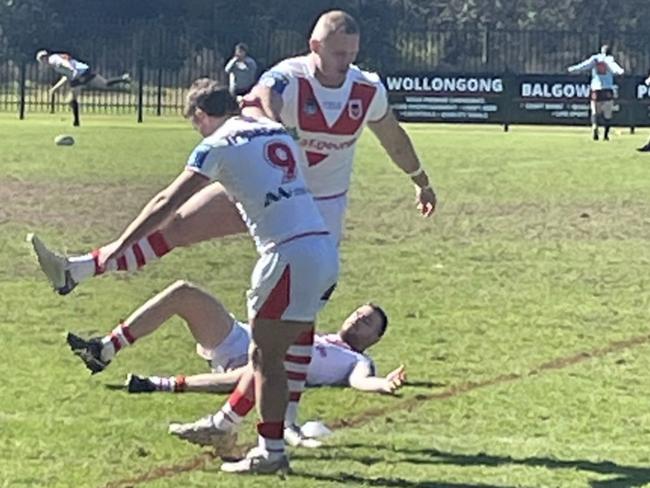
[2,0,650,72]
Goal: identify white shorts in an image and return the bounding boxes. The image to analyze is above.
[195,320,252,373]
[314,193,348,245]
[247,234,339,322]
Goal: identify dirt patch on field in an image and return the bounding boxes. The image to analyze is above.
[0,178,160,234]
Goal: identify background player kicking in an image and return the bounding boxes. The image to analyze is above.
[36,49,131,126]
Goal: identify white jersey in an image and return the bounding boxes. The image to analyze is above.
[306,333,375,386]
[568,53,624,91]
[47,53,90,81]
[186,116,328,254]
[259,55,389,198]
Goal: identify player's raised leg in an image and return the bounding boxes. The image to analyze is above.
[29,182,246,295]
[67,280,235,375]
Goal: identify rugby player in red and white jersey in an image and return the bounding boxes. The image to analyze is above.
[64,280,404,436]
[36,50,131,127]
[30,10,436,295]
[67,79,339,474]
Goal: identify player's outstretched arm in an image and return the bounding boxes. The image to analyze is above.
[348,362,406,394]
[567,56,595,73]
[368,111,436,217]
[99,170,210,268]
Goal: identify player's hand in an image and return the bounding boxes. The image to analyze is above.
[381,364,406,394]
[96,240,124,271]
[645,75,650,86]
[415,185,437,217]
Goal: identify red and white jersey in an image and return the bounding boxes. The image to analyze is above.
[306,333,375,386]
[47,53,90,81]
[186,116,328,254]
[259,55,389,197]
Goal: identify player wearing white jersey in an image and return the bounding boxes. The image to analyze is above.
[29,10,436,297]
[36,50,130,126]
[64,280,403,398]
[567,44,624,141]
[66,79,339,475]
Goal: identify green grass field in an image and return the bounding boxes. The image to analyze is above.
[3,113,650,487]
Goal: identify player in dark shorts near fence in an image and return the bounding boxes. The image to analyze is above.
[567,45,624,141]
[36,49,131,126]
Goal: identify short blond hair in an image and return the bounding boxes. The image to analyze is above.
[310,10,360,42]
[183,78,238,118]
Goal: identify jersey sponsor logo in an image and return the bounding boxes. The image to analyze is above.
[322,101,343,110]
[263,186,309,207]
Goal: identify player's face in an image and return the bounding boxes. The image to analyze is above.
[312,32,359,85]
[340,304,384,352]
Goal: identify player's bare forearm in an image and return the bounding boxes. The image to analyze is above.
[369,112,436,216]
[369,112,426,177]
[349,375,396,394]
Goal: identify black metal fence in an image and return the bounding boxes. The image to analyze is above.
[2,22,650,119]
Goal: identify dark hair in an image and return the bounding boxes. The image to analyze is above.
[235,42,249,53]
[183,78,238,118]
[367,302,388,337]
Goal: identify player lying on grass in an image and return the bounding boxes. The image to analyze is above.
[36,49,131,127]
[66,279,405,410]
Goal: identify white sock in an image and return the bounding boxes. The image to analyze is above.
[67,254,97,283]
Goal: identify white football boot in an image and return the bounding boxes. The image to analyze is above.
[28,233,77,294]
[168,415,237,454]
[220,446,290,475]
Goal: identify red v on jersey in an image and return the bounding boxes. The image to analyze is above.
[297,78,378,136]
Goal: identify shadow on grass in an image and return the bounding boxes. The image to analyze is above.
[294,443,650,488]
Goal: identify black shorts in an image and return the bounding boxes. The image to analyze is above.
[70,70,97,88]
[590,89,614,102]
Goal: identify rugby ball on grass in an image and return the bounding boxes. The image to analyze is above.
[54,135,75,146]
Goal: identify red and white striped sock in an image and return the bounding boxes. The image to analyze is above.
[212,382,255,432]
[284,328,314,427]
[257,421,285,456]
[149,375,187,392]
[68,231,171,283]
[100,323,136,362]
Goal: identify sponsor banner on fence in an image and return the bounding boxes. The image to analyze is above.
[384,74,507,123]
[385,72,650,127]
